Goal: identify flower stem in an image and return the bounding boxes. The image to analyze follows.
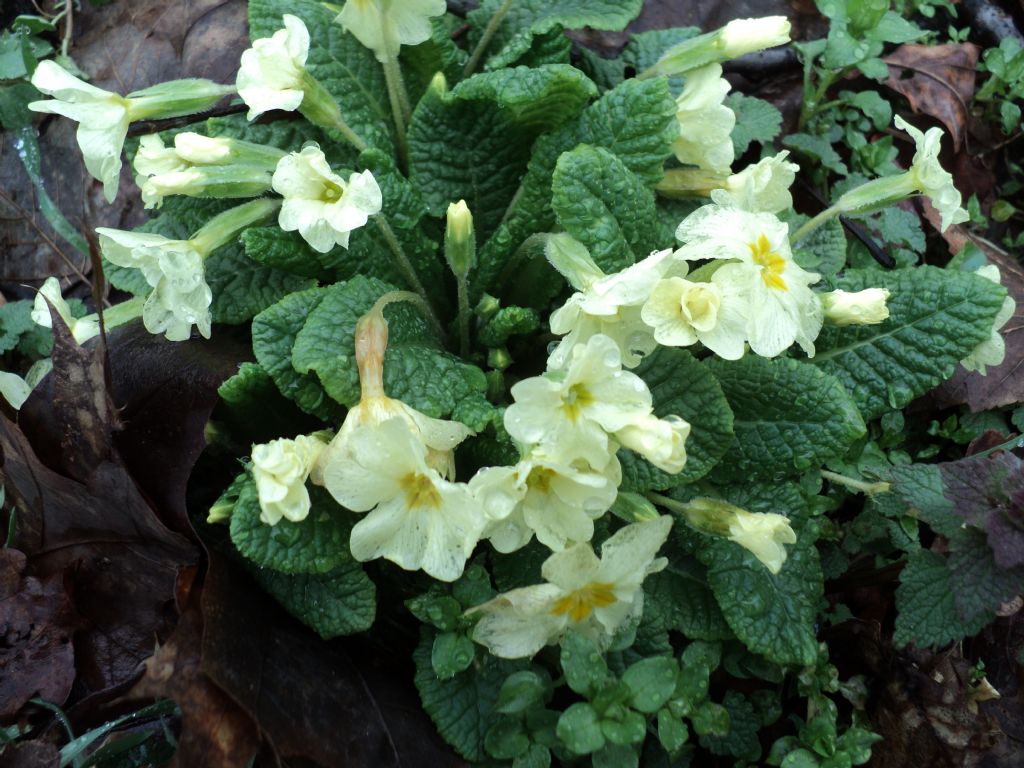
[820,470,891,496]
[382,56,410,171]
[790,206,838,245]
[456,276,471,357]
[373,215,443,336]
[190,198,282,255]
[463,0,515,78]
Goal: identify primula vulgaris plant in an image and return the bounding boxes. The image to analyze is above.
[18,0,1017,764]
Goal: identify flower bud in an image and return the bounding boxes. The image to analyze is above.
[140,166,274,209]
[126,79,236,121]
[174,132,287,168]
[444,200,476,279]
[821,288,891,326]
[719,17,792,59]
[610,492,661,523]
[678,497,796,574]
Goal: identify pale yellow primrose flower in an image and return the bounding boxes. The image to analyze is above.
[961,265,1015,374]
[318,303,472,486]
[29,61,232,202]
[468,516,673,659]
[237,14,310,120]
[672,64,735,174]
[719,17,792,59]
[337,0,446,62]
[894,115,969,232]
[726,510,796,575]
[711,151,800,214]
[614,413,691,474]
[0,371,33,411]
[31,277,100,345]
[641,275,749,360]
[95,230,213,341]
[821,288,891,327]
[252,434,328,525]
[676,205,822,358]
[325,417,485,582]
[548,246,676,370]
[471,450,622,554]
[504,334,655,471]
[29,61,130,203]
[679,497,796,574]
[272,143,382,253]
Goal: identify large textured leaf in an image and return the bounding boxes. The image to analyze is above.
[467,0,642,70]
[475,77,677,293]
[702,526,821,667]
[893,547,993,648]
[629,347,734,487]
[248,0,392,152]
[451,65,597,129]
[206,246,316,324]
[230,480,357,574]
[414,634,521,761]
[251,286,344,423]
[551,145,666,273]
[812,266,1007,418]
[290,277,490,423]
[706,357,866,482]
[253,564,376,638]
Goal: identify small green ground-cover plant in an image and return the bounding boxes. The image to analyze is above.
[4,0,1021,765]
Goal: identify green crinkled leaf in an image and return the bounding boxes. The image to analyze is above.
[579,27,700,91]
[889,463,963,537]
[251,286,345,422]
[893,548,992,648]
[792,216,846,278]
[476,77,677,294]
[699,691,761,761]
[702,526,822,667]
[783,132,849,175]
[253,562,376,638]
[0,300,40,355]
[727,95,783,156]
[467,0,642,71]
[414,634,520,761]
[452,65,597,129]
[812,266,1008,419]
[242,227,333,279]
[216,362,319,443]
[407,82,536,240]
[706,357,866,482]
[290,276,489,421]
[207,245,317,324]
[551,145,666,273]
[230,479,356,574]
[248,0,393,152]
[644,563,733,642]
[478,306,540,347]
[633,348,735,487]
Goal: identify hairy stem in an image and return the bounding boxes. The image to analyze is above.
[463,0,515,78]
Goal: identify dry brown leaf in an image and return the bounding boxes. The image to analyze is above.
[885,43,980,151]
[0,549,76,720]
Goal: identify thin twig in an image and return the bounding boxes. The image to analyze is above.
[0,187,90,285]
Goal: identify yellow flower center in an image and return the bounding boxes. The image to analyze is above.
[399,472,442,510]
[321,180,345,202]
[561,383,593,422]
[526,466,555,494]
[748,233,788,291]
[550,582,617,622]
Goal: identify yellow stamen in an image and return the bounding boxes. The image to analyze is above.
[561,383,593,422]
[399,472,442,510]
[550,582,618,622]
[748,233,788,291]
[527,467,555,494]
